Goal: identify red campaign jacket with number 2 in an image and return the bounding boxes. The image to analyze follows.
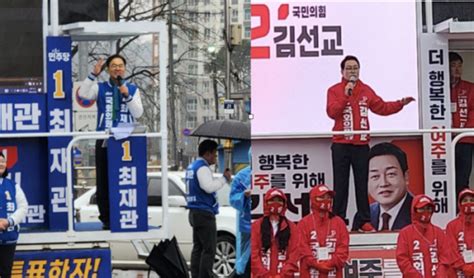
[326,78,404,145]
[297,209,349,277]
[396,195,451,278]
[251,190,299,278]
[451,80,474,144]
[445,189,474,278]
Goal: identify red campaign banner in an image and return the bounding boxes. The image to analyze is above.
[251,136,438,230]
[251,1,419,135]
[344,248,401,277]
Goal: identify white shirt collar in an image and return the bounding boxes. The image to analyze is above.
[197,157,209,166]
[378,193,408,230]
[271,219,279,236]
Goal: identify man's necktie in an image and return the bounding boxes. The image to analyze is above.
[381,212,391,231]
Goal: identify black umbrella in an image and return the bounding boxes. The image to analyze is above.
[190,119,250,140]
[146,236,189,278]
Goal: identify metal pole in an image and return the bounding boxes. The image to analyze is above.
[224,0,231,100]
[426,0,433,33]
[78,42,89,80]
[160,24,170,239]
[50,0,59,36]
[153,78,159,132]
[213,63,220,120]
[168,1,178,168]
[42,0,49,92]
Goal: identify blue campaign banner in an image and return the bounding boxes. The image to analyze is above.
[47,137,71,230]
[47,36,73,231]
[46,36,72,133]
[0,94,47,133]
[107,136,148,232]
[0,139,49,230]
[14,248,111,278]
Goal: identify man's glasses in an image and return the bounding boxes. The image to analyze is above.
[344,66,359,71]
[109,64,125,69]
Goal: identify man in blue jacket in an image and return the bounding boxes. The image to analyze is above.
[230,150,251,277]
[78,54,143,229]
[186,140,232,278]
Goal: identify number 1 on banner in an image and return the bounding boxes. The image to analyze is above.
[53,70,65,99]
[122,141,132,161]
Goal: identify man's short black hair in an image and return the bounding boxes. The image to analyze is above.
[369,142,408,174]
[0,152,8,178]
[449,52,463,64]
[340,55,360,71]
[106,54,127,67]
[198,139,218,156]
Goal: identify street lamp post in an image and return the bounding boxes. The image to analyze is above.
[224,0,231,100]
[207,46,221,121]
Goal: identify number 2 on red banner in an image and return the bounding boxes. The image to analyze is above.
[122,141,132,161]
[251,4,270,59]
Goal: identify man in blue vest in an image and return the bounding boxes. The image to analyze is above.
[186,140,232,278]
[78,54,143,229]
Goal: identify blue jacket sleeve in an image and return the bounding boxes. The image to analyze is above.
[229,167,251,211]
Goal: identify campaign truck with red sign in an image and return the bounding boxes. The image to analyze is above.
[251,1,474,277]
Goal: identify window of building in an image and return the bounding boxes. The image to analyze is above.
[204,28,211,39]
[186,115,197,128]
[244,26,250,38]
[188,64,198,75]
[203,80,210,91]
[203,98,210,110]
[189,79,197,90]
[187,98,197,111]
[204,12,211,22]
[188,49,197,58]
[244,8,250,20]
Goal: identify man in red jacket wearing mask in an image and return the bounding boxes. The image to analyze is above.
[396,194,451,277]
[446,188,474,277]
[297,185,349,278]
[327,55,415,232]
[450,52,474,200]
[251,188,299,278]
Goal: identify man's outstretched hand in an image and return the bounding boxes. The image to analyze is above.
[401,97,415,106]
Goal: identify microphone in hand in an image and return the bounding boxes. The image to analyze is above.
[348,76,356,96]
[116,76,123,86]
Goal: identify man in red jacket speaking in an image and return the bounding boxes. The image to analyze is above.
[326,55,415,232]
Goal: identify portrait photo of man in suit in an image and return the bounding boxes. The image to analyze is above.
[366,142,413,231]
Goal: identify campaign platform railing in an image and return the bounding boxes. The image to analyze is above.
[252,127,474,246]
[4,131,170,244]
